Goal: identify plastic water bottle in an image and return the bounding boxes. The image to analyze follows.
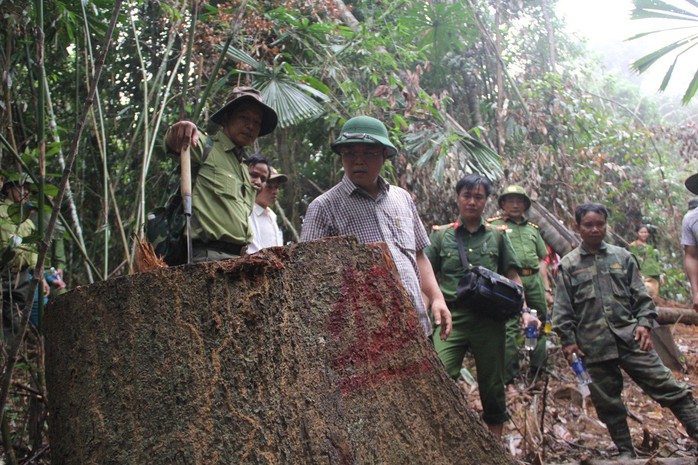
[571,353,592,385]
[544,313,552,334]
[524,309,538,351]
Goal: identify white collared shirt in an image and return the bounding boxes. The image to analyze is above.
[248,203,283,253]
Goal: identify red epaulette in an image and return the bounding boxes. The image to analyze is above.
[432,221,457,231]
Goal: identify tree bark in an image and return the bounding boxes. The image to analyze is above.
[45,238,516,465]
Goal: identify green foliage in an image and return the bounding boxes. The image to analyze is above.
[629,0,698,103]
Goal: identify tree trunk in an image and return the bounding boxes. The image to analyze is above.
[45,238,516,465]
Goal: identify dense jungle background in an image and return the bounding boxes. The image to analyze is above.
[1,0,697,463]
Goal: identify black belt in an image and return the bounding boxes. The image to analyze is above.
[519,268,539,276]
[192,240,245,255]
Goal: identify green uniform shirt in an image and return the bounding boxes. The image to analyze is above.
[553,241,656,363]
[488,215,547,270]
[628,241,661,279]
[425,218,521,303]
[183,130,255,245]
[0,199,37,272]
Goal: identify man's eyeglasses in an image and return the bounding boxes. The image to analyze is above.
[339,132,382,144]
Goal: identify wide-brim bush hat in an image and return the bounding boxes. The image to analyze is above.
[210,86,278,137]
[268,167,288,184]
[498,185,531,210]
[331,116,398,158]
[686,173,698,195]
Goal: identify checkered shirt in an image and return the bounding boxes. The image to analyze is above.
[301,175,432,336]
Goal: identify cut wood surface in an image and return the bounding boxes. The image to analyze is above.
[45,237,515,465]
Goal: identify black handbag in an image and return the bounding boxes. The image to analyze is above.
[454,231,524,320]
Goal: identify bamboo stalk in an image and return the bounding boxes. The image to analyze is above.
[0,0,123,429]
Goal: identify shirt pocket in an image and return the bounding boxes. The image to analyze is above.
[440,242,464,276]
[571,272,595,304]
[392,215,416,252]
[609,269,631,301]
[213,165,245,200]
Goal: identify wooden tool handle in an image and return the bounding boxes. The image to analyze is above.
[180,145,192,216]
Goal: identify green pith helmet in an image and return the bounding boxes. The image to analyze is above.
[498,185,531,210]
[330,116,398,158]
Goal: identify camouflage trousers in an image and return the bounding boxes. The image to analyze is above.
[587,336,690,428]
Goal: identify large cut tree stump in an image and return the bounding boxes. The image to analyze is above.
[45,237,515,465]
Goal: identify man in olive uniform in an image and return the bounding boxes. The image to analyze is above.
[554,203,698,458]
[488,185,552,387]
[425,174,539,439]
[164,87,278,262]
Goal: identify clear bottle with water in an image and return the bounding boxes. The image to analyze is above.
[524,309,538,351]
[571,353,592,385]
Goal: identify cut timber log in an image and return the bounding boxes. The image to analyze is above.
[528,201,579,257]
[549,457,697,465]
[656,306,698,326]
[45,237,516,465]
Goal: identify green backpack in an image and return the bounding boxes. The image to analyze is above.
[145,144,211,266]
[145,175,189,266]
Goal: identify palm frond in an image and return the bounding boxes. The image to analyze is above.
[222,46,331,127]
[630,0,698,102]
[404,123,502,182]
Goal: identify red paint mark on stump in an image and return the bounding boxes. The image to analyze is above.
[329,265,431,395]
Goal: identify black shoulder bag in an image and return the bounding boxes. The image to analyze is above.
[454,231,524,320]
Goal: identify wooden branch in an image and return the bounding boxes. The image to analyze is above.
[656,306,698,326]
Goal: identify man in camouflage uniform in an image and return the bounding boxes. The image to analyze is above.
[488,185,552,387]
[425,174,539,439]
[164,87,278,262]
[554,203,698,458]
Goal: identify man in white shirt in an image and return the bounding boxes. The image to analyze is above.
[247,167,288,253]
[683,173,698,312]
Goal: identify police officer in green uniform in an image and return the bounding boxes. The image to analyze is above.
[488,185,552,386]
[425,174,539,439]
[165,87,278,262]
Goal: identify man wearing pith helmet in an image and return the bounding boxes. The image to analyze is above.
[164,86,278,262]
[488,185,552,389]
[301,115,452,340]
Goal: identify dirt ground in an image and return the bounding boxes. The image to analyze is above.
[457,319,698,464]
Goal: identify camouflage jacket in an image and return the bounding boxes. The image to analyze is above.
[553,241,656,363]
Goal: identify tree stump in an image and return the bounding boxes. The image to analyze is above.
[45,237,515,465]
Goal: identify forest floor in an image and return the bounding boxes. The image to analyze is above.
[457,305,698,464]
